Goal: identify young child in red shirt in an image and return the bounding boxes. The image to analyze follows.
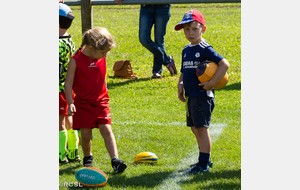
[64,27,127,173]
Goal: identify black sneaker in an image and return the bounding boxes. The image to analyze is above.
[111,158,127,173]
[83,155,93,167]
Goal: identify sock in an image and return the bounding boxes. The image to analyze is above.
[59,130,68,160]
[111,156,118,161]
[198,152,210,169]
[67,129,79,159]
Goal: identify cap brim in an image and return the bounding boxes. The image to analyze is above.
[174,24,183,31]
[66,15,75,20]
[174,19,193,31]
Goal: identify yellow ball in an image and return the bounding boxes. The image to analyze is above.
[196,61,228,89]
[134,152,158,163]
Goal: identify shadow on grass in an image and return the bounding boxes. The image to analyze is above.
[180,169,241,189]
[59,164,82,175]
[64,170,173,189]
[108,170,173,189]
[216,82,241,91]
[62,168,240,189]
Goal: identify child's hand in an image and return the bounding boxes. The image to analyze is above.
[68,104,76,116]
[178,82,186,102]
[199,81,214,91]
[199,59,229,91]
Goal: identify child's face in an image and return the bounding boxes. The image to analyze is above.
[90,47,109,60]
[183,22,206,45]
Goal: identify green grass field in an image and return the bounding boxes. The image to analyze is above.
[59,3,241,189]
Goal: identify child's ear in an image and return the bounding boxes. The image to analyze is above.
[88,45,94,51]
[202,26,207,33]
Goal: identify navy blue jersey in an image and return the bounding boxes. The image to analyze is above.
[181,40,224,97]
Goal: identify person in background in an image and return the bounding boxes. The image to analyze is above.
[114,0,177,78]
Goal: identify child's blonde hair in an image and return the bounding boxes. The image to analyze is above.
[77,27,115,52]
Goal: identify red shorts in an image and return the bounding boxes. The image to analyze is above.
[73,99,111,130]
[59,92,68,115]
[59,92,74,115]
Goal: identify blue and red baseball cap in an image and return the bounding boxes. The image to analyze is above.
[59,3,74,20]
[175,10,205,31]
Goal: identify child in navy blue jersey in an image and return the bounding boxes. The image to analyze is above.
[175,10,229,174]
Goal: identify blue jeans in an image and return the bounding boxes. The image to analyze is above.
[139,4,171,74]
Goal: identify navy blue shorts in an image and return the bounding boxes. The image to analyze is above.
[186,96,215,128]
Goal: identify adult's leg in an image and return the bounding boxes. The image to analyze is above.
[153,4,171,72]
[139,5,171,74]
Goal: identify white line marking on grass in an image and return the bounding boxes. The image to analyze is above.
[156,123,227,190]
[112,120,186,126]
[112,121,226,189]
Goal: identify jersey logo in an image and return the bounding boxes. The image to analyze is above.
[195,52,200,58]
[194,61,200,66]
[88,62,97,68]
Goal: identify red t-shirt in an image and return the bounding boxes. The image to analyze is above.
[72,50,109,103]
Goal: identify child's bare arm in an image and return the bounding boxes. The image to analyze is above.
[178,73,186,102]
[199,59,229,91]
[64,58,77,115]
